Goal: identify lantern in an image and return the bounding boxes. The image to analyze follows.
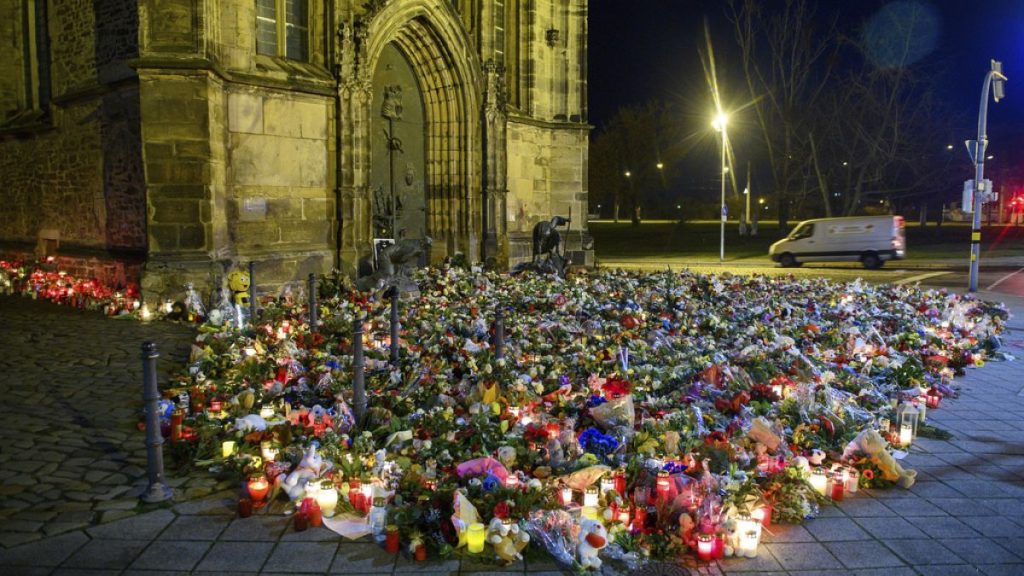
[897,402,919,441]
[739,529,760,558]
[584,486,599,507]
[466,522,486,553]
[600,476,615,496]
[221,440,236,459]
[317,482,339,518]
[655,471,672,503]
[697,533,715,561]
[899,422,914,448]
[247,475,270,503]
[808,468,828,496]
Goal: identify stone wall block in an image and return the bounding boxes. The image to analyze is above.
[178,224,207,250]
[228,92,263,134]
[152,199,200,223]
[266,198,302,220]
[279,222,329,245]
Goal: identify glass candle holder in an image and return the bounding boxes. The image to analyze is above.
[466,522,486,553]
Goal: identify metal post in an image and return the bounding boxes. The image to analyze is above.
[969,62,1007,292]
[141,342,173,503]
[352,314,367,426]
[493,307,505,360]
[389,287,400,364]
[720,126,727,262]
[308,273,318,332]
[248,261,257,321]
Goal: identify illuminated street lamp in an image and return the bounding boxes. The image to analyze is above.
[712,112,728,261]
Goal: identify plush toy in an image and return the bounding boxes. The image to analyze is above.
[747,417,782,451]
[280,445,325,501]
[233,414,268,433]
[843,428,917,488]
[577,517,608,570]
[227,269,251,307]
[486,517,530,564]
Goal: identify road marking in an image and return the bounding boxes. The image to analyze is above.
[986,267,1024,291]
[896,271,950,285]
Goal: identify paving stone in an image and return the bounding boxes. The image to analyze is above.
[195,541,275,572]
[715,551,784,572]
[941,538,1023,565]
[916,516,985,539]
[0,531,89,566]
[883,538,966,565]
[824,540,906,569]
[959,516,1024,538]
[87,509,175,540]
[262,541,338,573]
[160,514,231,541]
[62,538,149,570]
[280,524,339,542]
[763,542,843,571]
[220,515,288,541]
[914,565,984,576]
[393,553,460,574]
[835,497,893,517]
[805,517,872,541]
[760,523,815,543]
[852,516,928,539]
[129,540,211,571]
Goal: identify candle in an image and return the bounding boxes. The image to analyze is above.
[259,406,275,419]
[632,506,647,531]
[926,388,941,409]
[369,497,388,542]
[845,467,859,493]
[221,440,236,459]
[301,498,322,527]
[899,422,913,447]
[466,522,486,553]
[506,474,520,489]
[584,486,599,507]
[293,512,308,532]
[830,472,845,502]
[261,441,279,462]
[600,476,615,496]
[809,468,828,496]
[751,504,772,527]
[739,529,760,558]
[348,478,363,510]
[247,475,270,503]
[697,533,715,561]
[614,467,627,495]
[655,470,671,503]
[170,409,184,443]
[360,482,374,513]
[385,525,400,553]
[238,497,253,518]
[317,482,339,518]
[561,486,574,506]
[209,400,224,413]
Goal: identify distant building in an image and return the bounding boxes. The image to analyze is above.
[0,0,592,297]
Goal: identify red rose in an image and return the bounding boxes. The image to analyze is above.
[493,500,511,519]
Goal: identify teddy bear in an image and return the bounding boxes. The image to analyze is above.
[842,428,916,488]
[486,517,530,564]
[228,269,250,307]
[577,517,608,570]
[280,444,327,501]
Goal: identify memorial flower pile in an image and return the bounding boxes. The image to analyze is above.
[0,258,141,315]
[153,266,1006,570]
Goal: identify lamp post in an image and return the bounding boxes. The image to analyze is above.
[712,112,728,261]
[967,60,1007,293]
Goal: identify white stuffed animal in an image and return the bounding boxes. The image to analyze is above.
[577,518,608,570]
[843,428,917,488]
[486,517,530,564]
[280,445,325,501]
[233,414,268,433]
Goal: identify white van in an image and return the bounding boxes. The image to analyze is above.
[769,215,905,269]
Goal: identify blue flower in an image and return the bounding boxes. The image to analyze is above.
[482,474,500,492]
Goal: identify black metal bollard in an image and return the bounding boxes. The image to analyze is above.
[141,342,173,503]
[248,261,257,322]
[493,307,505,360]
[352,314,367,426]
[308,273,319,332]
[389,287,400,364]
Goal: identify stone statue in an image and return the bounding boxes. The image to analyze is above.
[356,236,432,294]
[381,84,403,120]
[532,216,570,262]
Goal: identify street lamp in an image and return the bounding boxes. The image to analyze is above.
[712,112,728,261]
[656,162,664,170]
[967,59,1007,292]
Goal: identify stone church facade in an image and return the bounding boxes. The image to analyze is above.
[0,0,592,298]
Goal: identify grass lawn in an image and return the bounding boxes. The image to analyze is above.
[589,220,1024,261]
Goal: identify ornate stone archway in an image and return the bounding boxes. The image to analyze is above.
[336,0,483,272]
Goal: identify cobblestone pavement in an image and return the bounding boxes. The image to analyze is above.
[0,296,201,548]
[0,293,1022,575]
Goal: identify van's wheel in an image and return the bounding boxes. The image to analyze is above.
[779,253,798,268]
[861,252,883,270]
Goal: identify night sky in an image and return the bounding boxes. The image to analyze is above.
[589,0,1024,194]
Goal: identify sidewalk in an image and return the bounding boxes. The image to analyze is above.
[0,295,1021,576]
